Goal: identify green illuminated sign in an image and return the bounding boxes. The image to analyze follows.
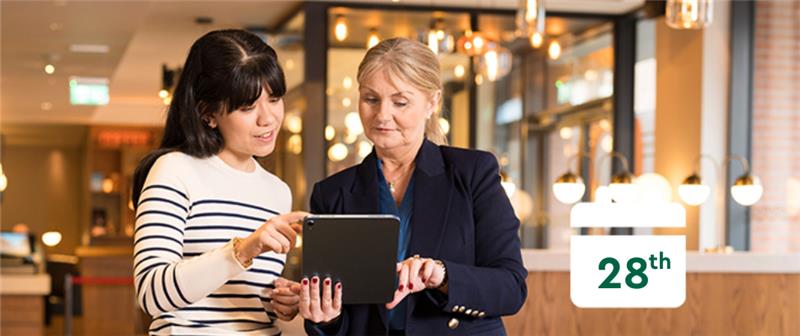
[69,77,109,106]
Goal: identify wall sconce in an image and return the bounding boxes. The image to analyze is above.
[666,0,714,30]
[679,154,763,206]
[553,151,636,204]
[606,152,637,204]
[552,152,590,204]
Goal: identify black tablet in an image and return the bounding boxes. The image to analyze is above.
[302,214,399,304]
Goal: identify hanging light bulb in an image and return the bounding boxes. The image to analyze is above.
[286,134,303,155]
[344,112,363,135]
[328,143,349,162]
[530,32,544,48]
[357,140,372,158]
[158,89,169,99]
[367,28,380,49]
[457,30,489,57]
[325,125,336,141]
[284,114,303,134]
[477,44,513,82]
[334,15,348,42]
[666,0,714,30]
[44,64,56,75]
[0,163,7,192]
[454,64,465,79]
[548,40,562,60]
[438,118,450,135]
[517,0,546,42]
[427,29,439,55]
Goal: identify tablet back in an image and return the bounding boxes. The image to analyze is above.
[302,215,399,304]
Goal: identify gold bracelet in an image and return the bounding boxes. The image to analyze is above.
[232,237,253,268]
[434,259,447,289]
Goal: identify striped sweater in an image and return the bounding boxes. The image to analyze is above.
[134,152,292,335]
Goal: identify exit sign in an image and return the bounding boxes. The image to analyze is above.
[70,76,109,106]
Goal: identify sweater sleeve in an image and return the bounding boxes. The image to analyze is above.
[133,154,248,317]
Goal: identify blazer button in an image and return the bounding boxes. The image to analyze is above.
[458,306,466,313]
[448,318,460,329]
[478,312,486,318]
[465,309,473,315]
[470,310,479,317]
[451,305,460,313]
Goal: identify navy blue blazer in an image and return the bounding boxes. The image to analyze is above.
[304,140,527,335]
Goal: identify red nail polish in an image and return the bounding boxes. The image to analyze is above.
[312,277,318,284]
[324,279,331,286]
[398,284,404,291]
[336,283,342,289]
[408,283,414,290]
[302,279,309,285]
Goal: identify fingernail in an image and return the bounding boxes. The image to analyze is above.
[398,284,404,291]
[324,279,331,286]
[302,278,308,285]
[408,283,414,290]
[336,283,342,289]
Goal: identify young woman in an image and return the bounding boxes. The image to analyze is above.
[131,29,306,335]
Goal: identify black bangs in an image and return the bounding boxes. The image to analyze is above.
[225,53,286,113]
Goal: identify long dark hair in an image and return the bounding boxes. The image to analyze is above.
[132,29,286,206]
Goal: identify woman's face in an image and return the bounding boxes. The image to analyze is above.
[358,69,439,152]
[212,88,284,159]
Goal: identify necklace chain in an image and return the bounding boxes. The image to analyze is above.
[385,167,412,194]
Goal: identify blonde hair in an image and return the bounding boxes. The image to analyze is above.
[357,37,448,145]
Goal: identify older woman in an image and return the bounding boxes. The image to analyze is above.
[300,38,527,335]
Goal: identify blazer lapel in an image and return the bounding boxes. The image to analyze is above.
[408,140,452,259]
[342,151,379,215]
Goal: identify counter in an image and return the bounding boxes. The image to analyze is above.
[0,274,51,336]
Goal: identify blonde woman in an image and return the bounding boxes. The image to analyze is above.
[299,38,527,335]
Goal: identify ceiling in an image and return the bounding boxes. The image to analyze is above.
[1,0,643,127]
[1,0,301,126]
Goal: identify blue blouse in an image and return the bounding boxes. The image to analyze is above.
[377,160,415,332]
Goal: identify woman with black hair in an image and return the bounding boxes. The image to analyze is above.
[131,29,307,335]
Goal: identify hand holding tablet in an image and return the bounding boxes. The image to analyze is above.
[299,215,400,323]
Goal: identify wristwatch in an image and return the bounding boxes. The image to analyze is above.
[434,259,448,289]
[232,237,253,268]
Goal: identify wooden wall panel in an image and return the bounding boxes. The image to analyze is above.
[503,272,800,335]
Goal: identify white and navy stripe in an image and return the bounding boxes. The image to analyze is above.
[133,152,291,335]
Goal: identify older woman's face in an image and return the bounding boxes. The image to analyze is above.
[358,69,437,152]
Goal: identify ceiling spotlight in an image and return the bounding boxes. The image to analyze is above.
[44,64,55,75]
